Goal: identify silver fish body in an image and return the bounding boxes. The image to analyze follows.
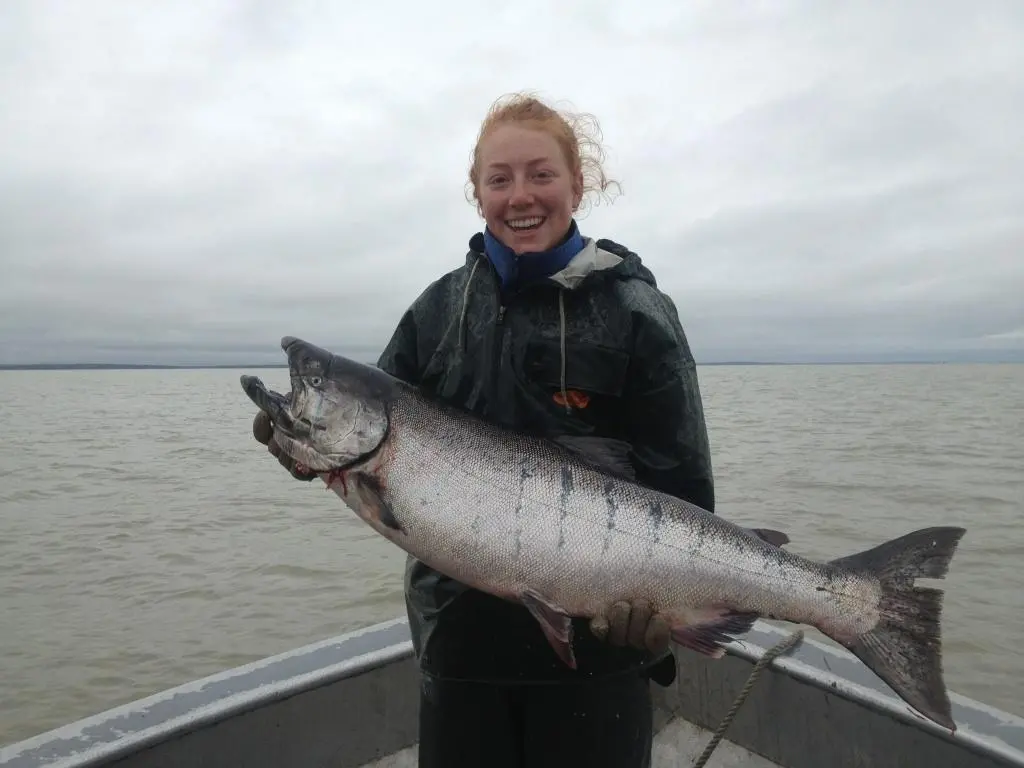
[241,336,966,732]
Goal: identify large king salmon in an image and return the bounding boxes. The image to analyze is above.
[241,336,966,731]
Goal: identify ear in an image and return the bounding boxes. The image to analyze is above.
[569,174,585,210]
[572,170,584,210]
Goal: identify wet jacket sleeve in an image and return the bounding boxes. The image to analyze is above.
[622,286,716,514]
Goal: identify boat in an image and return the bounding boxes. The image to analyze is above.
[2,616,1022,767]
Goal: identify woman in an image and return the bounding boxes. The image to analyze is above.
[254,93,716,768]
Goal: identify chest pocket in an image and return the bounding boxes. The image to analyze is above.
[518,338,631,431]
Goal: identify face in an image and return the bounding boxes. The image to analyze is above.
[475,123,583,254]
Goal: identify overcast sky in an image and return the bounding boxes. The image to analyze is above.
[1,1,1022,365]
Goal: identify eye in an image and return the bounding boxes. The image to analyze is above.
[309,376,323,387]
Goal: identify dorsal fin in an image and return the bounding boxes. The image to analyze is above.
[745,527,790,547]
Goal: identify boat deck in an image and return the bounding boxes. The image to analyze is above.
[364,716,779,767]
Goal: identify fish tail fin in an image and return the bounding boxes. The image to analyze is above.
[827,526,966,731]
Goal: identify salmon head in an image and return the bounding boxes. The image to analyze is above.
[241,336,397,473]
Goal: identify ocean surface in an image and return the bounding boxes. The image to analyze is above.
[1,363,1022,746]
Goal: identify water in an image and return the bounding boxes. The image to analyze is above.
[1,363,1022,746]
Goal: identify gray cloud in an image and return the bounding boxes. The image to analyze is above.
[1,0,1022,365]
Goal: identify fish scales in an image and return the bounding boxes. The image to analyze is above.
[374,391,881,638]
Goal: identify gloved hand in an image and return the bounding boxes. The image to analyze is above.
[252,410,316,481]
[589,599,671,656]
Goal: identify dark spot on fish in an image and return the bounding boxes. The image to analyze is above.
[557,466,573,550]
[514,466,530,559]
[560,466,574,503]
[650,502,664,540]
[603,484,617,532]
[518,455,537,478]
[603,481,618,553]
[646,501,665,555]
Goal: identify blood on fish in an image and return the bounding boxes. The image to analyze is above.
[325,467,349,494]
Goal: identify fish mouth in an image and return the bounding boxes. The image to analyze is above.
[240,373,320,442]
[240,336,332,434]
[240,374,293,430]
[240,370,319,439]
[241,372,331,471]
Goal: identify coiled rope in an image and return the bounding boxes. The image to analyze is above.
[692,629,805,768]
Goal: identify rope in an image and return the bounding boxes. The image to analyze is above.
[692,630,805,768]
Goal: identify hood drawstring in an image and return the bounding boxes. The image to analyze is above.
[559,288,570,413]
[457,257,481,350]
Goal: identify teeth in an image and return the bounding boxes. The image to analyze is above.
[507,217,544,230]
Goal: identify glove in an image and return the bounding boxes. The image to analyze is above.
[589,599,671,656]
[252,410,316,481]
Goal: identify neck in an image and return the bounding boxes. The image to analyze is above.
[483,220,584,292]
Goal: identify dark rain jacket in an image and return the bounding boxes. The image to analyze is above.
[376,230,715,685]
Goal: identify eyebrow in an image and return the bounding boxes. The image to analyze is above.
[485,157,553,170]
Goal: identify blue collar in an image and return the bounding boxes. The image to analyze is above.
[483,220,585,292]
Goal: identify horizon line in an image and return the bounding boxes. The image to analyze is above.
[2,359,1022,371]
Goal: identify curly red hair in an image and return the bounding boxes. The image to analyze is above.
[467,91,621,215]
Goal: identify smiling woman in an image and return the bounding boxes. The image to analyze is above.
[251,90,719,768]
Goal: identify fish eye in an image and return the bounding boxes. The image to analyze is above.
[309,376,323,387]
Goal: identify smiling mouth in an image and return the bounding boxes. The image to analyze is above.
[506,216,546,232]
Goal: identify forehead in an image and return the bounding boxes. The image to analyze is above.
[478,123,567,168]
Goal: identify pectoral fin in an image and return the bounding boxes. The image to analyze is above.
[670,608,759,658]
[353,473,404,533]
[520,588,576,668]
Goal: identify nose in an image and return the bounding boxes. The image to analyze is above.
[509,177,533,207]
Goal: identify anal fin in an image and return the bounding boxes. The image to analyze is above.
[670,609,759,658]
[520,588,576,668]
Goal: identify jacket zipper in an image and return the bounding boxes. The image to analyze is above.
[486,301,508,417]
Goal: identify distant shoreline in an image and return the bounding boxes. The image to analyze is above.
[1,360,1020,371]
[0,363,293,371]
